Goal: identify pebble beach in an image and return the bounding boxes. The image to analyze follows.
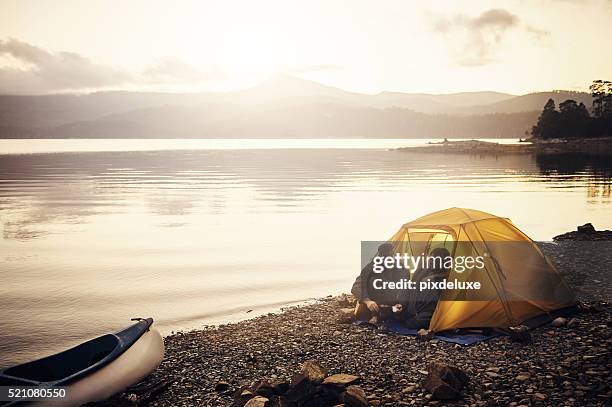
[93,242,611,407]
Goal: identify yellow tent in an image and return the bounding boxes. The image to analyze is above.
[387,208,576,332]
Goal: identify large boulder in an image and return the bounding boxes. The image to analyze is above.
[423,362,469,400]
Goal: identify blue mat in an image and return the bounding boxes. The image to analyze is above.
[355,320,502,345]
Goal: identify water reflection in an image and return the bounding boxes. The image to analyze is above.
[1,150,610,241]
[535,153,612,203]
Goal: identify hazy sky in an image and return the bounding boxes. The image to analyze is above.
[0,0,611,95]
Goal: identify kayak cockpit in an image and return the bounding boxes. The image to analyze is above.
[3,334,118,383]
[0,318,154,386]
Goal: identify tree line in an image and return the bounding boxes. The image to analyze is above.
[532,80,612,139]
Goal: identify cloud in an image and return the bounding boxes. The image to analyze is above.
[0,38,133,94]
[0,39,226,94]
[433,9,549,66]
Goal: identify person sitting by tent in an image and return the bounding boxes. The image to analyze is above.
[401,247,451,329]
[351,243,409,323]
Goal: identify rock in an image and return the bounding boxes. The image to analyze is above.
[416,329,433,341]
[567,317,579,328]
[338,308,356,324]
[234,386,257,407]
[551,317,567,327]
[145,294,611,406]
[553,224,612,241]
[284,373,315,403]
[534,392,547,400]
[342,385,368,407]
[423,362,469,400]
[577,223,596,233]
[276,397,291,407]
[579,301,605,313]
[244,396,269,407]
[402,385,416,394]
[215,380,230,392]
[509,325,532,343]
[485,371,500,378]
[322,374,360,388]
[318,383,344,404]
[270,379,290,395]
[300,360,328,383]
[253,379,275,398]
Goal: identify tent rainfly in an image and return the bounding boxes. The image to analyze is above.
[387,208,576,332]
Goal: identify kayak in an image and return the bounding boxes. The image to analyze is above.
[0,318,164,406]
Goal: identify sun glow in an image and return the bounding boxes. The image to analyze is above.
[215,25,287,86]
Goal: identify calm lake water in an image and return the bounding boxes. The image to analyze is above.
[1,139,611,366]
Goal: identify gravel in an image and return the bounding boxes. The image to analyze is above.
[98,243,612,406]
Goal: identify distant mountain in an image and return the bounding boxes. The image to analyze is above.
[0,75,593,139]
[371,91,515,113]
[44,103,539,139]
[0,91,213,128]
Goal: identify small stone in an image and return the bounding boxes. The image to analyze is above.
[509,325,532,343]
[423,362,469,400]
[485,371,500,378]
[551,317,567,327]
[417,329,433,341]
[567,318,579,328]
[402,385,416,394]
[516,374,530,382]
[215,380,230,392]
[534,392,546,400]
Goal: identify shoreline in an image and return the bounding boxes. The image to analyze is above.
[95,243,611,406]
[394,138,612,156]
